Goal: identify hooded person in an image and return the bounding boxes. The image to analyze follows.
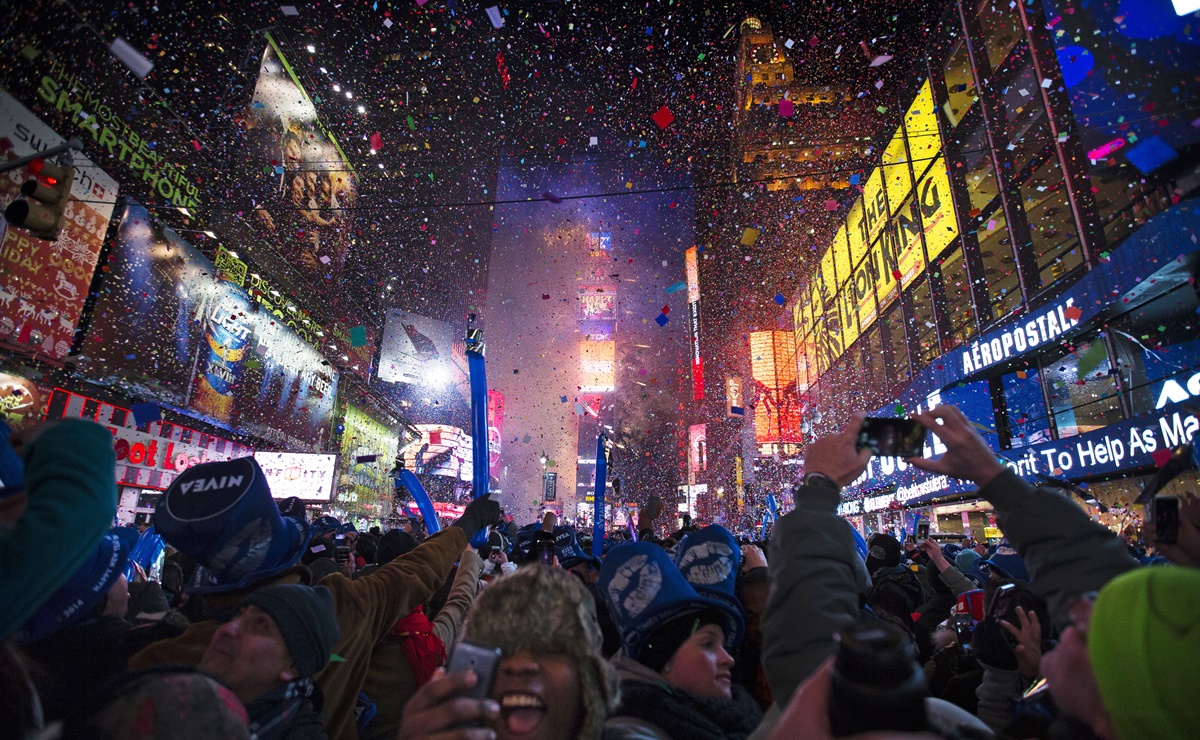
[600,542,762,740]
[199,583,340,740]
[399,564,618,740]
[864,532,929,623]
[19,527,141,722]
[554,525,620,656]
[129,456,499,740]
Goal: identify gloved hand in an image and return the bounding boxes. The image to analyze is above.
[451,494,501,541]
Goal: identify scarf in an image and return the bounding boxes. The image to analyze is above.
[389,605,446,687]
[616,680,763,740]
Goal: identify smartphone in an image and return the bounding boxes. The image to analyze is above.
[857,417,926,458]
[916,522,930,544]
[988,582,1017,621]
[336,546,351,565]
[445,641,502,699]
[953,614,975,655]
[1152,496,1180,545]
[537,540,555,566]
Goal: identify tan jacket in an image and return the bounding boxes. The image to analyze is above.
[129,527,467,740]
[359,549,482,740]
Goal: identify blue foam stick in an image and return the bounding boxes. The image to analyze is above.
[467,344,490,547]
[397,468,441,534]
[592,435,606,558]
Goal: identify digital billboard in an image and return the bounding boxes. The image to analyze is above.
[82,203,339,449]
[338,403,398,511]
[0,93,119,360]
[378,309,457,385]
[688,423,707,475]
[254,451,338,503]
[218,37,357,293]
[750,331,802,446]
[487,390,505,477]
[580,339,616,393]
[401,424,473,482]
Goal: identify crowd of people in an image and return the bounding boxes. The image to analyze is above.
[1,406,1197,739]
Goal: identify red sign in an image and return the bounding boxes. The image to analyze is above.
[0,95,120,360]
[44,388,252,490]
[488,389,504,476]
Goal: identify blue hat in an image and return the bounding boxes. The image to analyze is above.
[336,522,357,535]
[978,539,1029,583]
[310,515,341,539]
[599,542,740,661]
[514,522,540,560]
[674,525,746,647]
[22,527,138,642]
[155,457,310,594]
[955,549,981,573]
[553,525,601,569]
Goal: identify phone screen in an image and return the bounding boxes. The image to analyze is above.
[857,417,926,458]
[1154,496,1180,545]
[953,614,974,655]
[537,540,555,565]
[916,522,930,543]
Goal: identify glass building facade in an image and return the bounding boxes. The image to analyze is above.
[788,0,1200,524]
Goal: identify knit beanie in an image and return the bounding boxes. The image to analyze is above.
[1088,566,1200,740]
[465,566,619,740]
[865,533,902,574]
[636,609,725,673]
[239,584,340,678]
[955,549,980,573]
[377,530,418,565]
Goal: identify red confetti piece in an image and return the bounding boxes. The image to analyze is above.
[651,105,674,129]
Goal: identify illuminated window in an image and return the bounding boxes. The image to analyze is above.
[976,0,1024,71]
[942,39,978,128]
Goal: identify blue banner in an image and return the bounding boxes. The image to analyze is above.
[467,340,489,547]
[593,436,606,558]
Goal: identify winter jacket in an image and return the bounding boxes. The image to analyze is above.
[761,476,870,703]
[977,470,1138,627]
[974,663,1025,734]
[246,680,328,740]
[605,653,763,740]
[129,526,468,740]
[358,548,481,740]
[0,420,117,640]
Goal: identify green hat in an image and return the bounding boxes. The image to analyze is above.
[1088,567,1200,740]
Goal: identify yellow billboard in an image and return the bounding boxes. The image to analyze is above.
[818,248,838,305]
[917,156,959,261]
[838,285,860,351]
[862,168,887,245]
[882,129,913,216]
[851,255,879,334]
[870,234,900,310]
[891,195,928,289]
[846,199,867,266]
[832,223,851,287]
[905,80,940,181]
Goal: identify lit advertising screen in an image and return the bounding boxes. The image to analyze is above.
[750,331,802,445]
[916,157,959,262]
[253,451,338,502]
[0,93,119,360]
[378,309,456,386]
[402,424,473,482]
[339,403,398,510]
[82,203,339,449]
[580,339,616,393]
[685,246,704,400]
[214,38,357,295]
[904,80,940,180]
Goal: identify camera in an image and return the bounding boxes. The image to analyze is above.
[829,621,928,736]
[856,417,926,458]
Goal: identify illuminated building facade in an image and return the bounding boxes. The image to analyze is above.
[788,0,1200,537]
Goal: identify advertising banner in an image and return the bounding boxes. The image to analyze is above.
[688,423,707,474]
[904,80,941,180]
[378,309,456,385]
[882,128,913,211]
[579,339,616,393]
[0,371,48,430]
[543,470,558,502]
[685,246,705,400]
[750,331,802,446]
[219,38,357,293]
[402,423,473,482]
[253,451,338,503]
[917,157,959,262]
[487,390,504,476]
[339,403,398,510]
[726,376,745,417]
[0,93,119,360]
[82,203,338,449]
[44,387,252,491]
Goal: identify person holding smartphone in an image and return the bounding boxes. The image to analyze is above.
[399,566,617,740]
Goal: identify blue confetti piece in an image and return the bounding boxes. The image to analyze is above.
[560,396,568,403]
[131,402,162,427]
[655,314,669,327]
[849,173,861,185]
[774,293,785,305]
[666,281,687,294]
